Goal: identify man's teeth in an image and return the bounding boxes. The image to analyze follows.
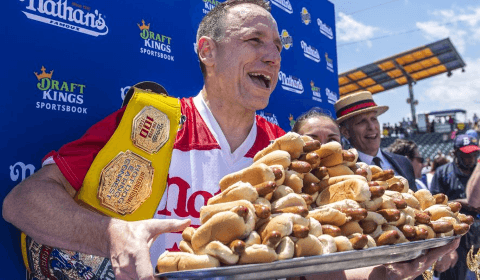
[250,72,271,81]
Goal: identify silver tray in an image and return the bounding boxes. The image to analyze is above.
[155,236,457,279]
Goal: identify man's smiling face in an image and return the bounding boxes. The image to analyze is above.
[341,111,381,156]
[211,3,282,111]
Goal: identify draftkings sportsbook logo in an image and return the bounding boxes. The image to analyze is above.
[280,30,293,50]
[326,88,338,104]
[19,0,108,37]
[317,18,334,40]
[310,81,322,102]
[301,41,320,63]
[325,52,334,73]
[138,20,174,61]
[278,71,304,94]
[34,66,88,114]
[258,111,279,126]
[301,7,311,25]
[270,0,293,14]
[202,0,221,14]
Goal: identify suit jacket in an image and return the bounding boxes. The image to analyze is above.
[357,149,417,192]
[381,149,418,192]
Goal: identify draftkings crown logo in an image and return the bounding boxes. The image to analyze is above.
[310,81,322,102]
[138,19,174,61]
[19,0,108,37]
[34,65,88,114]
[202,0,221,14]
[325,52,334,73]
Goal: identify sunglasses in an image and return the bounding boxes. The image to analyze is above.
[413,156,424,164]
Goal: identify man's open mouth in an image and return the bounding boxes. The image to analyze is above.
[248,72,271,89]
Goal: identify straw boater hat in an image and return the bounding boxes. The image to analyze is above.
[334,91,389,124]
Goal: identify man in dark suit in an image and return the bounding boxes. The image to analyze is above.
[334,91,417,191]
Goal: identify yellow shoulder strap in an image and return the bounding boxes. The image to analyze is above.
[76,88,181,221]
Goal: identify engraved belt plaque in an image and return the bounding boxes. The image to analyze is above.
[132,106,170,154]
[98,151,154,215]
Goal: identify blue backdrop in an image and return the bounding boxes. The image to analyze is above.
[1,0,338,277]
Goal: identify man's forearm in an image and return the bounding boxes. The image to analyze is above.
[466,163,480,208]
[3,164,112,257]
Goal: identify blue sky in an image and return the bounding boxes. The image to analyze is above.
[332,0,480,127]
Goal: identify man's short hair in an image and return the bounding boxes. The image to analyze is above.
[196,0,271,77]
[388,139,418,161]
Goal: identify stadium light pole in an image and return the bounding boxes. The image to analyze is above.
[394,61,417,124]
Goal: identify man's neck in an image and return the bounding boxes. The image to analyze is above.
[201,87,255,153]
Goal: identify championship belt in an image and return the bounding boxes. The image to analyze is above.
[22,84,183,279]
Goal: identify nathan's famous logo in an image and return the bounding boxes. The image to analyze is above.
[270,0,292,14]
[278,71,304,94]
[310,81,322,102]
[300,7,311,25]
[258,111,279,126]
[10,162,35,182]
[34,66,88,114]
[202,0,221,14]
[317,18,334,40]
[326,88,338,105]
[138,20,174,61]
[20,0,108,37]
[301,41,320,63]
[280,29,293,50]
[325,52,334,73]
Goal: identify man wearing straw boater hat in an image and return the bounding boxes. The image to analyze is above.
[335,91,417,191]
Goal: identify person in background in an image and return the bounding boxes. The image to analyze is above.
[291,110,340,145]
[426,156,449,189]
[387,139,427,190]
[466,162,480,209]
[422,157,432,175]
[431,134,480,280]
[335,91,417,192]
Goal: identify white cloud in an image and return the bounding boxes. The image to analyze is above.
[416,7,480,54]
[423,58,480,120]
[336,12,379,45]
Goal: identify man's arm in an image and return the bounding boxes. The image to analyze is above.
[466,163,480,208]
[2,164,190,279]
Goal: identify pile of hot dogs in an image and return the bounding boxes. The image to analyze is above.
[156,132,473,273]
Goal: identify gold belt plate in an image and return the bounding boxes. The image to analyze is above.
[97,150,154,215]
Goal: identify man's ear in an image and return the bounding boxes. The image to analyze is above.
[198,36,216,67]
[340,123,350,140]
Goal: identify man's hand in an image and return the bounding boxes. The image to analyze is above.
[434,250,458,273]
[383,237,460,280]
[107,218,191,280]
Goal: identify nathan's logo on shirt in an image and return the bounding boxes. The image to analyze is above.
[280,29,293,50]
[278,71,304,94]
[10,162,35,182]
[317,18,334,40]
[325,52,334,73]
[270,0,292,14]
[138,20,174,61]
[310,81,322,102]
[201,0,221,14]
[300,7,311,25]
[300,41,320,63]
[34,66,88,114]
[20,0,108,37]
[326,88,338,104]
[258,111,279,126]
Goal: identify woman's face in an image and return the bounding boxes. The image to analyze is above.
[297,117,341,144]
